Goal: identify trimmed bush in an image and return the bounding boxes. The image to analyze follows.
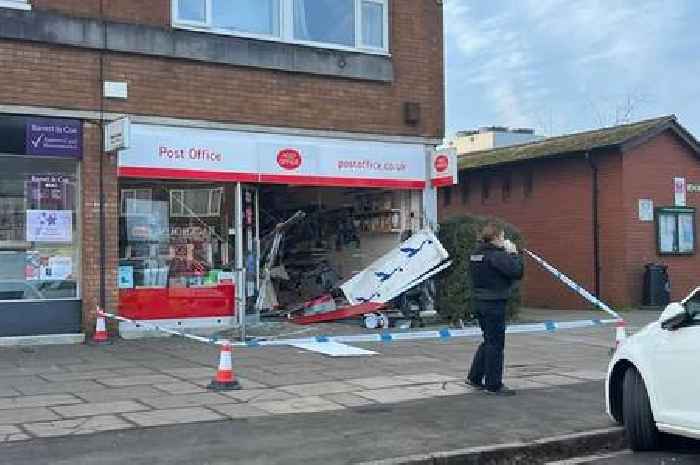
[436,215,524,324]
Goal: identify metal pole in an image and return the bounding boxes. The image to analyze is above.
[235,182,245,341]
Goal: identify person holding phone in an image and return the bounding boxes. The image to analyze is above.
[466,223,524,396]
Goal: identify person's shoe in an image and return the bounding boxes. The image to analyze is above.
[484,386,516,396]
[465,379,485,390]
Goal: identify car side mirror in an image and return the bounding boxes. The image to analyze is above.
[659,302,689,331]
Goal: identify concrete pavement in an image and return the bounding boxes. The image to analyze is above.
[0,380,614,465]
[0,309,658,459]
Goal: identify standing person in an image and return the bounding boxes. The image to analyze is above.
[466,223,524,396]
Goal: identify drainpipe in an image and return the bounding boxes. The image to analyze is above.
[586,152,601,298]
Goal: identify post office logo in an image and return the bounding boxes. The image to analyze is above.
[434,154,449,173]
[277,148,303,171]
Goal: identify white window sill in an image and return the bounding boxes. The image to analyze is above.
[173,24,390,57]
[0,1,31,10]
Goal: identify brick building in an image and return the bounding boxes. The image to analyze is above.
[0,1,446,339]
[440,116,700,309]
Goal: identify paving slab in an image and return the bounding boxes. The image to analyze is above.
[137,393,236,409]
[221,388,296,403]
[0,376,49,389]
[395,373,461,384]
[254,396,346,415]
[152,382,208,395]
[277,381,358,396]
[0,407,60,425]
[100,374,181,387]
[74,386,164,403]
[159,367,215,379]
[322,392,376,407]
[51,400,150,418]
[14,380,105,396]
[560,369,608,381]
[0,425,30,442]
[346,376,417,390]
[0,394,82,410]
[208,403,272,419]
[502,377,551,390]
[354,387,435,404]
[22,414,133,438]
[123,407,224,427]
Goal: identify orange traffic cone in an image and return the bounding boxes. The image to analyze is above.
[207,341,241,391]
[90,306,111,345]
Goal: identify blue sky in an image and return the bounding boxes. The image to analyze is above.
[444,0,700,139]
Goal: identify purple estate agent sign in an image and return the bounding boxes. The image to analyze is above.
[25,118,82,158]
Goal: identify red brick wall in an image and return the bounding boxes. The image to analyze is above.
[622,131,700,305]
[439,157,596,309]
[80,123,119,333]
[32,0,171,27]
[17,1,443,138]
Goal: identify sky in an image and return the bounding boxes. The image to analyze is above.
[444,0,700,140]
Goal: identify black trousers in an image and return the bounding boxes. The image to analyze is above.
[467,300,506,391]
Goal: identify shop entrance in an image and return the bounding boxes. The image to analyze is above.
[253,184,423,316]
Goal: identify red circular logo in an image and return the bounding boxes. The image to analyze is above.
[434,154,449,173]
[277,148,302,170]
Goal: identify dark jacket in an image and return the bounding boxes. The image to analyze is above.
[470,242,524,301]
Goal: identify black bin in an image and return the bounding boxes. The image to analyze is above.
[643,263,670,307]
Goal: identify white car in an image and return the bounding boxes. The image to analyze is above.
[606,287,700,450]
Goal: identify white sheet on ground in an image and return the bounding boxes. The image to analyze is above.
[289,341,377,357]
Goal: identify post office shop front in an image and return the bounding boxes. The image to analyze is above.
[116,123,437,335]
[0,115,83,337]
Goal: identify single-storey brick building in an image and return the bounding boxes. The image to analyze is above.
[440,116,700,309]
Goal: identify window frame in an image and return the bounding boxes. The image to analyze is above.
[171,0,390,56]
[655,206,696,256]
[169,188,223,218]
[0,0,31,11]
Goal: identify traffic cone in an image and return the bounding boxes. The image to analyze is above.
[90,306,111,345]
[207,341,241,391]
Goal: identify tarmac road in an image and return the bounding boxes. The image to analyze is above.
[547,437,700,464]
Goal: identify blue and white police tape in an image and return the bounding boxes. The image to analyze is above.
[96,310,617,349]
[524,249,622,321]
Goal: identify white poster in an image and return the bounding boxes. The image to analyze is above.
[674,177,686,206]
[26,210,72,243]
[659,214,677,253]
[47,256,73,280]
[638,199,654,222]
[679,213,694,253]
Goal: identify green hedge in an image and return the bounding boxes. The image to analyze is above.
[436,215,524,324]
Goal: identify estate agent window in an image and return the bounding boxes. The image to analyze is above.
[656,207,695,255]
[0,156,80,300]
[173,0,389,53]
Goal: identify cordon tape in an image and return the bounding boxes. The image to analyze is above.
[97,248,623,348]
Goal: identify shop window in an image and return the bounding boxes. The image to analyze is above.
[656,207,695,255]
[460,178,470,204]
[0,0,31,11]
[172,0,388,53]
[119,183,230,292]
[442,186,452,207]
[121,189,152,216]
[169,188,223,217]
[482,176,491,203]
[523,169,533,198]
[502,173,511,201]
[0,156,79,301]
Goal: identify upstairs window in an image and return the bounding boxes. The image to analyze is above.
[0,0,31,10]
[173,0,388,54]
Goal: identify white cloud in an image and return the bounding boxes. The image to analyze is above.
[445,0,696,135]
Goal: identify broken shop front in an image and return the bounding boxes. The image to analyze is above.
[116,123,435,334]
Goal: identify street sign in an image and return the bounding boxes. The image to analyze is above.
[104,117,131,152]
